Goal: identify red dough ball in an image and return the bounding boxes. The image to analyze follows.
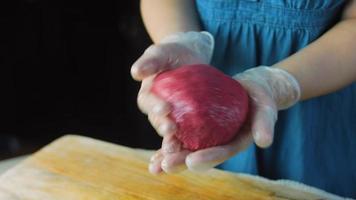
[151,64,249,151]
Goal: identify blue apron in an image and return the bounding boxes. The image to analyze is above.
[196,0,356,198]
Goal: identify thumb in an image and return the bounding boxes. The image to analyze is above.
[251,102,277,148]
[131,45,169,81]
[131,43,191,81]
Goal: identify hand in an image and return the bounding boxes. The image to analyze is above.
[130,31,214,158]
[149,66,301,174]
[131,31,214,81]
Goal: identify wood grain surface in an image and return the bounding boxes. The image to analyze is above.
[0,156,27,175]
[0,135,344,200]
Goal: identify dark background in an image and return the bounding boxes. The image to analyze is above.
[1,0,161,160]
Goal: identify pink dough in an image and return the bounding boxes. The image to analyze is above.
[151,64,249,151]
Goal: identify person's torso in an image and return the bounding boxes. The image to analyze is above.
[195,0,356,198]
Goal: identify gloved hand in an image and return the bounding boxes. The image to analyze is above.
[131,31,214,81]
[149,66,301,174]
[131,31,214,138]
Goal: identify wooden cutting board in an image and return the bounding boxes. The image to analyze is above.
[0,135,344,200]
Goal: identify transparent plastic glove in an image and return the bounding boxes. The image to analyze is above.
[149,66,301,174]
[131,31,214,138]
[131,31,214,81]
[234,66,301,146]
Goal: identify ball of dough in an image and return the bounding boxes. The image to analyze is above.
[152,64,249,150]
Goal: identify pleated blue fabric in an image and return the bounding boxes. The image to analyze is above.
[196,0,356,197]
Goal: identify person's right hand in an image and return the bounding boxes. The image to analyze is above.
[130,32,214,138]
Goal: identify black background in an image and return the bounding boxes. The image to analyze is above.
[1,0,160,159]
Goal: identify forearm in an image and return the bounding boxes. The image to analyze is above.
[140,0,201,43]
[275,18,356,100]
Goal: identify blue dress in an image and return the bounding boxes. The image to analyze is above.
[195,0,356,198]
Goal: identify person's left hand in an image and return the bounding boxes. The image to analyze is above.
[149,66,301,174]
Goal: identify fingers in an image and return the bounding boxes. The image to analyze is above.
[185,148,229,172]
[149,136,190,174]
[149,149,164,175]
[149,127,253,174]
[161,150,190,173]
[137,91,170,116]
[137,76,171,115]
[161,134,188,173]
[148,114,176,137]
[137,77,176,137]
[186,127,253,172]
[162,134,181,154]
[161,134,191,173]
